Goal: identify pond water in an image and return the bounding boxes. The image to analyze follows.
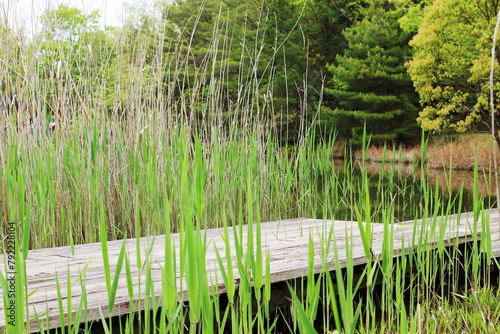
[323,160,498,224]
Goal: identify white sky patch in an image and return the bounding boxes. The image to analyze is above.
[2,0,128,31]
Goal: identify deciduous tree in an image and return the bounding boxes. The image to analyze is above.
[408,0,500,146]
[38,5,115,118]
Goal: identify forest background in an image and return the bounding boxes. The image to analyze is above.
[1,0,500,148]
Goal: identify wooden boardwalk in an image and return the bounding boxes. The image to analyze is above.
[1,210,500,333]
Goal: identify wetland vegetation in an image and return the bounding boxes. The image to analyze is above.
[1,0,500,333]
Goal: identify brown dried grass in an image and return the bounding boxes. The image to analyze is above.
[353,145,422,163]
[356,134,500,171]
[426,134,500,171]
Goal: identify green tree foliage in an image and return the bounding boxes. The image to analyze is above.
[408,0,500,145]
[107,3,163,115]
[260,0,310,142]
[42,5,100,41]
[23,0,437,145]
[38,5,116,118]
[323,2,420,144]
[302,0,367,67]
[391,0,432,34]
[161,0,252,112]
[159,0,315,142]
[82,0,372,142]
[0,24,22,120]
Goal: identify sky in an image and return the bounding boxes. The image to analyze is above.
[3,0,128,30]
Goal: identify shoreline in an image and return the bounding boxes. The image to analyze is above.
[342,133,500,172]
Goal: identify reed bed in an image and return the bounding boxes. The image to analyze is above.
[1,3,499,333]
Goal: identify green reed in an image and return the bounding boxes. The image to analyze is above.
[1,121,497,333]
[1,2,498,333]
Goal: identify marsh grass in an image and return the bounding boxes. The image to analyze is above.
[1,2,499,334]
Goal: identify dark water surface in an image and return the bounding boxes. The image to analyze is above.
[323,160,498,223]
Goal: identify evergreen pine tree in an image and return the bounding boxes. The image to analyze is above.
[323,2,420,144]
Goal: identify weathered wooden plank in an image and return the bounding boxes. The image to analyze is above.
[1,211,499,333]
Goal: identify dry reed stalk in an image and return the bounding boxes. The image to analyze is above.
[490,9,500,214]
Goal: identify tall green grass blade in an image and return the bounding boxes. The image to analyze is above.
[289,283,318,334]
[99,201,112,306]
[108,239,127,314]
